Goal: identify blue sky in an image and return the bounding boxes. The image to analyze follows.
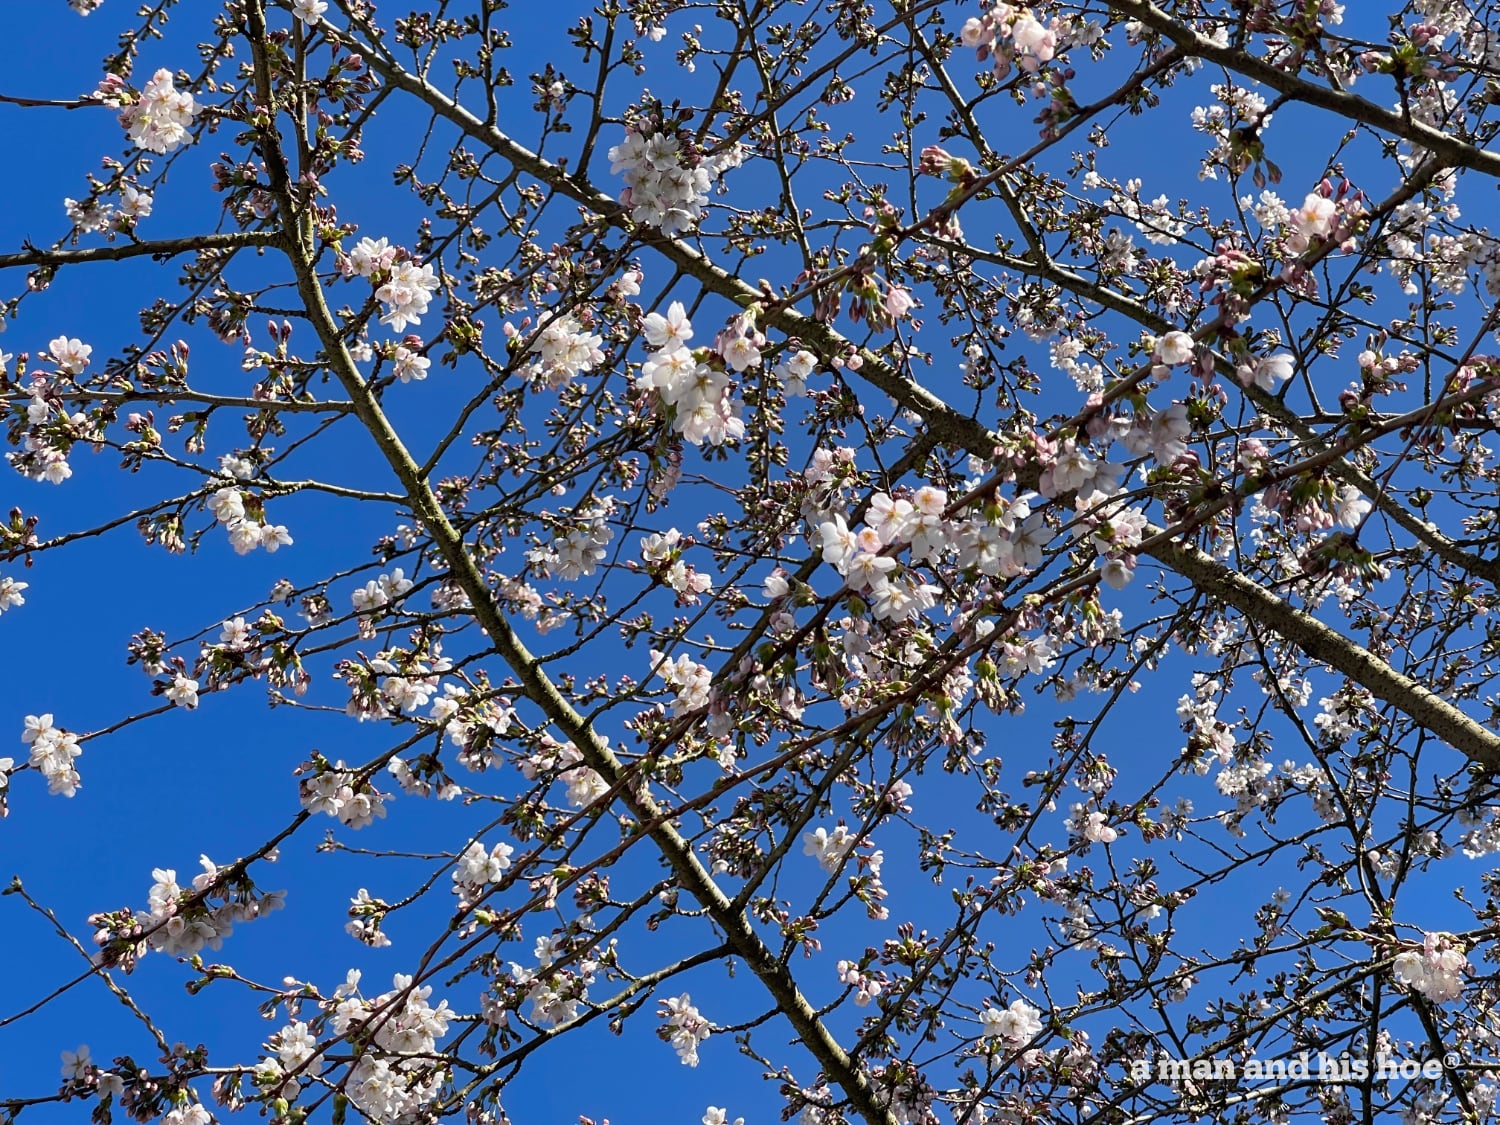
[0,1,1492,1122]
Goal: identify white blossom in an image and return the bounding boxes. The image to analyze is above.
[659,992,711,1066]
[119,69,200,154]
[980,998,1043,1044]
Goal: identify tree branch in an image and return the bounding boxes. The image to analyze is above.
[245,7,901,1122]
[0,230,277,271]
[310,24,1500,770]
[1108,0,1500,179]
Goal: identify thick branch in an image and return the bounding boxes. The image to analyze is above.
[841,355,1500,770]
[0,230,277,271]
[315,23,1500,770]
[0,388,357,414]
[246,7,899,1121]
[1152,535,1500,768]
[1108,0,1500,179]
[921,234,1500,585]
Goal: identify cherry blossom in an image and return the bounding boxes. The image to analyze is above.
[659,992,711,1066]
[375,259,441,332]
[119,69,200,154]
[635,302,745,445]
[529,314,604,387]
[1392,932,1469,1003]
[980,998,1043,1044]
[166,674,200,709]
[451,840,514,903]
[609,129,744,236]
[47,336,92,374]
[802,825,856,873]
[836,959,885,1007]
[1236,352,1296,392]
[299,758,389,829]
[21,714,82,797]
[4,5,1500,1124]
[343,236,397,278]
[1286,190,1338,251]
[390,344,431,383]
[652,650,713,715]
[774,348,818,395]
[0,575,27,614]
[1065,803,1119,845]
[1151,330,1194,367]
[352,569,415,616]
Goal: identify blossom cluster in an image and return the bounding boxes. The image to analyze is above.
[207,485,294,555]
[492,574,568,633]
[1255,476,1372,535]
[773,348,819,395]
[1283,190,1341,254]
[1392,932,1469,1002]
[338,643,453,723]
[517,733,612,807]
[652,649,713,717]
[21,713,82,798]
[386,757,459,803]
[390,343,430,383]
[1190,82,1273,181]
[1238,185,1366,288]
[608,129,744,236]
[980,997,1044,1044]
[1235,351,1296,394]
[5,423,73,483]
[659,992,711,1066]
[58,1045,124,1098]
[556,741,611,807]
[1099,178,1187,248]
[1313,687,1369,743]
[1214,751,1274,823]
[452,839,515,905]
[1458,805,1500,860]
[637,302,747,446]
[528,312,605,388]
[836,959,886,1007]
[1375,173,1500,297]
[1177,674,1237,763]
[1063,802,1118,845]
[960,4,1059,74]
[506,933,600,1028]
[129,856,285,957]
[346,887,393,948]
[528,498,618,580]
[351,567,416,620]
[298,758,389,828]
[640,528,714,603]
[813,483,1054,621]
[425,685,516,771]
[341,237,442,333]
[8,339,103,485]
[803,824,856,873]
[117,69,201,154]
[258,972,454,1121]
[64,185,152,237]
[798,444,1134,669]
